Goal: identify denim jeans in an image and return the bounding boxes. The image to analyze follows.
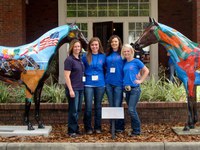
[83,86,105,131]
[125,86,141,134]
[106,84,125,131]
[66,89,83,134]
[169,62,175,82]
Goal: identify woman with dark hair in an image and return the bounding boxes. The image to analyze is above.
[64,39,85,138]
[105,35,125,133]
[82,37,106,134]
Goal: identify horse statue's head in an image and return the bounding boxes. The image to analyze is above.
[134,17,159,50]
[63,23,88,50]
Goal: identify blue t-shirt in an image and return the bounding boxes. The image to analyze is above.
[82,53,106,87]
[64,55,85,90]
[123,58,144,87]
[105,52,124,86]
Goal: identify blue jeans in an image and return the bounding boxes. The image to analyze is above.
[125,86,141,134]
[106,84,125,131]
[169,62,175,82]
[83,86,105,131]
[66,88,83,134]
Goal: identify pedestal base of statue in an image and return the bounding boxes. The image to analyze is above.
[0,125,52,137]
[172,126,200,135]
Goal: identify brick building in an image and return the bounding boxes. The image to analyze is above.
[0,0,199,82]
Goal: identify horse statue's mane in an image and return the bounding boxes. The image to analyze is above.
[0,23,88,130]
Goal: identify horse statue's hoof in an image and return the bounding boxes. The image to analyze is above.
[38,123,45,129]
[183,125,190,131]
[27,123,35,130]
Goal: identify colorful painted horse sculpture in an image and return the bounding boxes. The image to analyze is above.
[0,23,88,130]
[134,17,199,131]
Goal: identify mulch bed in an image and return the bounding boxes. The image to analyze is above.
[0,122,200,142]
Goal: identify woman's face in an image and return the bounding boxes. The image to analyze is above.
[90,40,99,54]
[122,47,133,59]
[111,37,119,51]
[73,42,81,55]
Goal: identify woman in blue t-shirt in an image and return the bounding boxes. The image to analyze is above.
[82,37,106,134]
[105,35,125,132]
[121,44,149,136]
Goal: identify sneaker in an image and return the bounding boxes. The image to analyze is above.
[86,130,93,135]
[76,130,82,135]
[115,130,124,133]
[95,129,102,134]
[69,133,77,138]
[129,132,140,137]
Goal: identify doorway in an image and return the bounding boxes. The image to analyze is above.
[93,22,123,51]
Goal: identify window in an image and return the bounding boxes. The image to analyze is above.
[66,0,150,17]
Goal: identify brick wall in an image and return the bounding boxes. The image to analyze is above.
[0,0,25,46]
[0,102,198,126]
[158,0,193,67]
[26,0,58,43]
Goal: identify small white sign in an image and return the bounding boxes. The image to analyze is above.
[102,107,124,119]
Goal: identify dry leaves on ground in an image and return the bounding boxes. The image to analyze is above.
[0,122,200,143]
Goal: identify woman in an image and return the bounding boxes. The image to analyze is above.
[105,35,125,132]
[121,44,149,136]
[64,39,85,138]
[82,37,106,134]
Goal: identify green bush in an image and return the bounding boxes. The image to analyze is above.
[0,75,199,103]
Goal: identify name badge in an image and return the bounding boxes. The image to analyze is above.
[82,76,86,82]
[110,67,116,73]
[92,75,98,81]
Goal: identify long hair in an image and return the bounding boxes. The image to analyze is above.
[68,39,82,56]
[106,35,122,56]
[86,37,104,64]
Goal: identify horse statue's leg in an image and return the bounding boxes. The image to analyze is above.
[183,86,198,131]
[34,83,45,129]
[24,94,34,130]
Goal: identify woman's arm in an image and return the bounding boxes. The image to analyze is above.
[64,70,75,98]
[135,66,149,84]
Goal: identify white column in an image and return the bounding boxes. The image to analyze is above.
[58,0,67,84]
[150,0,158,79]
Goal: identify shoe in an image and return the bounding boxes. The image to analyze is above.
[129,132,140,137]
[76,130,82,135]
[115,130,124,133]
[69,133,77,138]
[86,130,93,135]
[95,129,102,134]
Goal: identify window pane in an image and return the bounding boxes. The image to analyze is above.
[67,11,76,17]
[109,0,117,2]
[129,4,138,10]
[78,11,87,17]
[98,4,107,10]
[136,23,142,30]
[67,4,76,10]
[88,10,97,16]
[109,4,117,10]
[88,0,97,2]
[129,0,138,2]
[119,4,128,9]
[119,0,128,2]
[140,3,149,9]
[129,10,138,16]
[81,23,88,30]
[129,23,135,30]
[78,0,86,2]
[99,0,107,2]
[119,11,128,16]
[89,4,97,9]
[98,11,107,16]
[109,11,118,16]
[78,4,86,10]
[140,11,149,16]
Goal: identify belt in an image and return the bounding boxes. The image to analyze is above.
[124,86,138,91]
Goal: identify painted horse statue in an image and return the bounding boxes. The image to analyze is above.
[134,17,200,131]
[0,23,88,130]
